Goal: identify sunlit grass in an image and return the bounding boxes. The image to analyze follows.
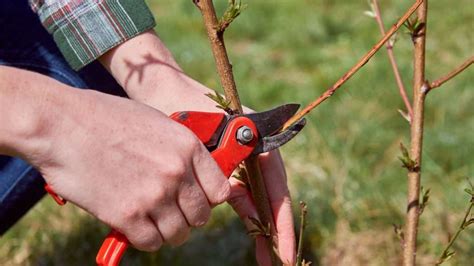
[1,0,473,265]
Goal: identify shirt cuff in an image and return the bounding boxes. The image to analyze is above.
[33,0,156,70]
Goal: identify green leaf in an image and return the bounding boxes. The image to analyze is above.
[464,188,473,196]
[443,250,456,262]
[398,142,417,171]
[463,218,474,228]
[217,0,247,32]
[419,186,430,215]
[205,90,232,114]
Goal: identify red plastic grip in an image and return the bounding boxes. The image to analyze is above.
[96,113,258,266]
[96,230,129,266]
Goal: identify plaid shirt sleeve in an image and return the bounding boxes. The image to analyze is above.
[30,0,156,70]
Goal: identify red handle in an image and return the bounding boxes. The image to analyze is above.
[96,115,258,266]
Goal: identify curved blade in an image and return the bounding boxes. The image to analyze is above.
[244,103,300,137]
[252,118,306,154]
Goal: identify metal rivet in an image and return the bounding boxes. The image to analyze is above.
[236,126,254,144]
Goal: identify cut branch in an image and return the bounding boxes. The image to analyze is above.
[371,0,413,119]
[404,1,428,265]
[282,0,423,130]
[429,56,474,90]
[194,1,280,265]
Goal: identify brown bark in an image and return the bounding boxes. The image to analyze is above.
[194,1,280,265]
[403,1,428,265]
[429,56,473,90]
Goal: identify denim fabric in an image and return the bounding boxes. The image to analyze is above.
[0,0,127,234]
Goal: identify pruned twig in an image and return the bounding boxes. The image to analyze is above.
[282,0,424,130]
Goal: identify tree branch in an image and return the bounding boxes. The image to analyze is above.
[193,1,281,265]
[404,1,428,265]
[282,0,423,130]
[429,56,474,90]
[371,0,413,120]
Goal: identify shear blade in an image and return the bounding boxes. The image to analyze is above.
[253,118,306,154]
[244,103,300,138]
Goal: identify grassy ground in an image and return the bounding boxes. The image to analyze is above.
[1,0,473,265]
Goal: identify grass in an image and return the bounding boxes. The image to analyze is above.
[1,0,473,265]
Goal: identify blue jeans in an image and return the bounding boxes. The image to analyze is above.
[0,1,127,234]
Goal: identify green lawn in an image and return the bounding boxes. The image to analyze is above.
[1,0,473,265]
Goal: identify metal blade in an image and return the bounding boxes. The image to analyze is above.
[244,103,300,138]
[252,118,306,154]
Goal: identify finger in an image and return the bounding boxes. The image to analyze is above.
[150,203,191,247]
[227,177,274,266]
[259,151,296,265]
[227,176,258,220]
[177,179,211,227]
[192,144,231,205]
[119,217,163,252]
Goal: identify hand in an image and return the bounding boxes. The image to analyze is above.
[99,31,296,265]
[1,67,231,251]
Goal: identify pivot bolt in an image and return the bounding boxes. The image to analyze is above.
[236,126,254,144]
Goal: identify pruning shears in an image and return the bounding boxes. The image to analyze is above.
[44,104,306,266]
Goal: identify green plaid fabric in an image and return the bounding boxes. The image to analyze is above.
[30,0,156,70]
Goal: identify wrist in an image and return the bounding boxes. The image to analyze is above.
[99,30,224,114]
[0,67,71,163]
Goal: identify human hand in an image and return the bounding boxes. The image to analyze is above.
[2,68,231,252]
[99,31,296,265]
[227,151,296,266]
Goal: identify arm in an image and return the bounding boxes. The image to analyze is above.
[99,31,297,265]
[0,66,230,251]
[29,0,295,262]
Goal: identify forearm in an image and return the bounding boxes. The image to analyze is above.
[0,66,69,161]
[99,30,221,114]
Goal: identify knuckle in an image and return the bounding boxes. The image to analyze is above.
[162,159,187,179]
[151,186,170,207]
[213,181,231,204]
[121,202,143,224]
[130,228,163,252]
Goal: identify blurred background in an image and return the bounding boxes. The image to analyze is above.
[1,0,472,265]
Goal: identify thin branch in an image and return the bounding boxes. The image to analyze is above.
[282,0,424,130]
[193,1,281,265]
[371,0,413,119]
[296,201,308,266]
[429,56,474,90]
[193,0,243,113]
[436,200,473,265]
[404,0,428,265]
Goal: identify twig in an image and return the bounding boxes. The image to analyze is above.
[404,1,428,265]
[429,56,474,90]
[371,0,413,119]
[193,0,243,113]
[282,0,423,130]
[436,184,474,265]
[296,201,308,266]
[193,1,281,265]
